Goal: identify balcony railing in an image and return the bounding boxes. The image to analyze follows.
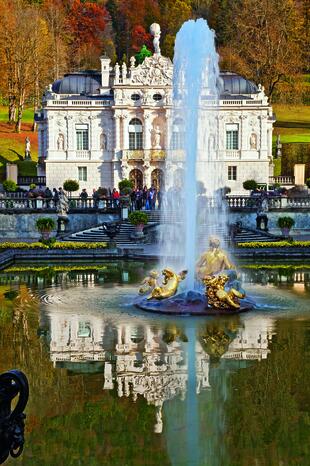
[76,150,91,159]
[17,176,46,186]
[122,150,166,161]
[269,176,295,186]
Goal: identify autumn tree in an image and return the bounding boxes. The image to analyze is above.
[65,0,109,69]
[0,0,53,132]
[42,0,68,80]
[224,0,304,99]
[158,0,192,58]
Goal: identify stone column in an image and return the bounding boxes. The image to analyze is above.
[88,114,95,158]
[122,114,129,150]
[65,115,74,160]
[47,114,54,157]
[113,113,121,151]
[165,109,172,151]
[143,111,152,151]
[259,114,268,158]
[240,114,247,156]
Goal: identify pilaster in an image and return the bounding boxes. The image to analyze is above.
[143,111,152,150]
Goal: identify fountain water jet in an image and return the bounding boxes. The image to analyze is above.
[161,19,226,290]
[135,19,253,315]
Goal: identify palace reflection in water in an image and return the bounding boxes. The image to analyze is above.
[48,307,275,434]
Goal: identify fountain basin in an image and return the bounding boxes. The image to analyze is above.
[134,291,254,316]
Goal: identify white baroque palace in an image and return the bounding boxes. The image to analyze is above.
[36,26,275,194]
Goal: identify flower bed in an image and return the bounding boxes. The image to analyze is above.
[0,241,108,250]
[237,241,310,248]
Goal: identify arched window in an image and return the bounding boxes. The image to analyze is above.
[171,118,185,150]
[129,118,143,150]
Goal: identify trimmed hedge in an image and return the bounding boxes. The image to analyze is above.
[237,241,310,248]
[0,241,108,250]
[4,265,109,273]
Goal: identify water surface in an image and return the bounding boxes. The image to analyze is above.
[0,262,309,466]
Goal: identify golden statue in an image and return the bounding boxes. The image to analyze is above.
[139,270,159,295]
[203,274,245,310]
[196,236,235,280]
[148,268,187,300]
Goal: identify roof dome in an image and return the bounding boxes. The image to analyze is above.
[52,71,101,95]
[218,72,258,95]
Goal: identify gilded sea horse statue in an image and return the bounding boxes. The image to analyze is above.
[148,268,187,300]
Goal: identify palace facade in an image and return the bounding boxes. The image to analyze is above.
[36,39,275,194]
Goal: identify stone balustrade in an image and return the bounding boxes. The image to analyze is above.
[269,176,295,185]
[1,194,310,212]
[0,196,128,212]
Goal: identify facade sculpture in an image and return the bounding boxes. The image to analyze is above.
[36,23,274,193]
[24,137,31,160]
[57,133,65,150]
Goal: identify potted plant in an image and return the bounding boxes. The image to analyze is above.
[63,179,79,198]
[3,179,17,193]
[277,216,295,237]
[128,211,148,236]
[119,179,134,195]
[243,179,258,192]
[36,217,56,240]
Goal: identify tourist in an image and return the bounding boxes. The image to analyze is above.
[136,188,143,210]
[142,186,148,208]
[157,189,162,209]
[112,188,120,207]
[80,188,88,208]
[92,188,99,208]
[149,187,156,210]
[44,187,52,208]
[130,189,136,210]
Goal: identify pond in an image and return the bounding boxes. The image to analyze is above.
[0,261,309,466]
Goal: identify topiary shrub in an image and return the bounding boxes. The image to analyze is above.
[29,183,36,190]
[128,211,148,226]
[119,179,134,195]
[306,178,310,188]
[3,179,17,192]
[243,179,258,191]
[63,179,79,196]
[277,216,295,229]
[36,217,56,240]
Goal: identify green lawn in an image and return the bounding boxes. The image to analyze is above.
[0,106,34,124]
[272,103,310,145]
[0,106,37,180]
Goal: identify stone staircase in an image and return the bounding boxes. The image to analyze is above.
[66,210,281,246]
[233,228,281,244]
[68,221,156,245]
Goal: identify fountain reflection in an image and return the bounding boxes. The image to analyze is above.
[48,308,275,433]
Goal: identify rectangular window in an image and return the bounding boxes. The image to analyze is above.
[78,166,87,182]
[171,132,185,150]
[228,166,237,181]
[226,124,239,150]
[129,132,143,150]
[76,124,89,150]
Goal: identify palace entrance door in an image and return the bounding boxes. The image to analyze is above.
[129,169,143,189]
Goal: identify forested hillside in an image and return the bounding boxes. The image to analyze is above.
[0,0,308,131]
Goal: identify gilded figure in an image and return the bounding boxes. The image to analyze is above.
[203,274,245,310]
[139,270,159,295]
[148,268,187,300]
[196,236,235,279]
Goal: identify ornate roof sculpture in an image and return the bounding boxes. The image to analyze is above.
[129,54,173,86]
